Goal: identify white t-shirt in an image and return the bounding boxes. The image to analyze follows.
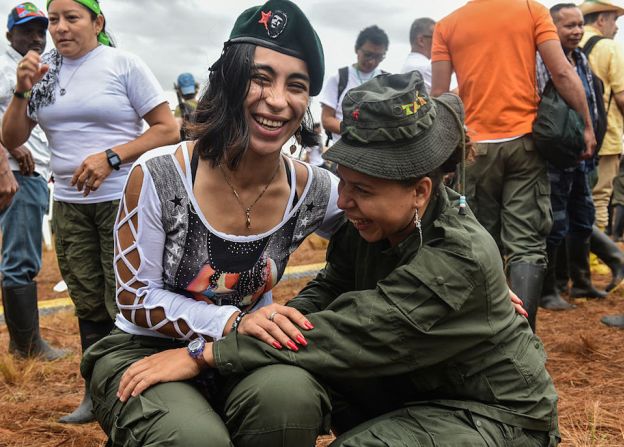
[401,52,432,93]
[401,51,458,94]
[306,144,324,166]
[33,45,167,203]
[0,47,50,180]
[319,66,383,142]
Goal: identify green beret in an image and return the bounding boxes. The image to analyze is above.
[227,0,324,96]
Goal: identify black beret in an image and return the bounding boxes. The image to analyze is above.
[227,0,324,96]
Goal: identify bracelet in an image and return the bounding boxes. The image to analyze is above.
[231,310,248,332]
[13,89,31,99]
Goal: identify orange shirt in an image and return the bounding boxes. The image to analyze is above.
[432,0,559,141]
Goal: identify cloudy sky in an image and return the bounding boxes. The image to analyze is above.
[1,0,624,118]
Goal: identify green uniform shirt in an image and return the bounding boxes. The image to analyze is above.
[214,185,559,436]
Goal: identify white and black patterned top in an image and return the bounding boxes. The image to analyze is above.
[114,143,342,340]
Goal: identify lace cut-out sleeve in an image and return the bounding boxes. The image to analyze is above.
[114,152,239,341]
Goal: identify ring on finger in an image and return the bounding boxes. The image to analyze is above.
[18,62,24,69]
[268,311,278,322]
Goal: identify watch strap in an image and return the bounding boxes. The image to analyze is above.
[13,89,31,99]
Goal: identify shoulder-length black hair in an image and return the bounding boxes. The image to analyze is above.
[186,43,318,170]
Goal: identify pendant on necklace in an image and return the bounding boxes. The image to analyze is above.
[245,209,252,229]
[60,88,67,96]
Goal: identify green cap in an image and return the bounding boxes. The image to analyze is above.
[324,71,465,180]
[227,0,324,96]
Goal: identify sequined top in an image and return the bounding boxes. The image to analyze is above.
[114,143,342,340]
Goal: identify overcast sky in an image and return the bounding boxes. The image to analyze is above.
[1,0,624,118]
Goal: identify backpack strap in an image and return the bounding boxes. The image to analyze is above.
[582,35,614,113]
[325,66,350,144]
[336,66,349,103]
[581,35,605,57]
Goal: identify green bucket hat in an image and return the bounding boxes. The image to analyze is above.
[226,0,324,96]
[324,71,465,180]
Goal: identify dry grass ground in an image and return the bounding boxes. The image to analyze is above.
[1,236,623,446]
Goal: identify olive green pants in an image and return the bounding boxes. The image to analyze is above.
[465,135,552,267]
[53,200,119,322]
[330,405,553,447]
[82,330,331,447]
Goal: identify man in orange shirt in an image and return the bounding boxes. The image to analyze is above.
[431,0,595,332]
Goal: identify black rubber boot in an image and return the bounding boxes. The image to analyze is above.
[58,318,113,424]
[590,225,624,292]
[612,205,624,242]
[540,244,576,310]
[555,239,570,294]
[509,263,545,333]
[568,236,608,299]
[601,314,624,328]
[1,282,69,360]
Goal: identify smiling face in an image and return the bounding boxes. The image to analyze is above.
[553,7,584,52]
[336,165,432,247]
[7,20,47,56]
[244,46,310,157]
[47,0,103,59]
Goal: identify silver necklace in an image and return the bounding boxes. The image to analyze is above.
[59,48,97,96]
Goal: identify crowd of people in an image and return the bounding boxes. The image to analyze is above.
[1,0,624,445]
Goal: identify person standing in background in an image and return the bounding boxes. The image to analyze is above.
[174,72,198,140]
[431,0,596,332]
[2,0,178,424]
[319,25,388,145]
[401,17,435,92]
[0,2,67,361]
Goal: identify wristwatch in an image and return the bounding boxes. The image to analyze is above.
[187,336,207,368]
[105,149,121,170]
[13,89,31,99]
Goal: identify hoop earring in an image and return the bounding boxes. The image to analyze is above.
[414,208,422,249]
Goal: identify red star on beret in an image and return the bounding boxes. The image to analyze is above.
[258,10,272,31]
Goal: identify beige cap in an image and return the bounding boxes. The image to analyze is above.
[579,0,624,17]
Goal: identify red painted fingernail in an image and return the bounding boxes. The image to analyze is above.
[296,335,307,346]
[304,321,314,330]
[272,341,283,349]
[286,340,299,351]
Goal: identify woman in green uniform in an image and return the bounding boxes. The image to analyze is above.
[115,72,560,446]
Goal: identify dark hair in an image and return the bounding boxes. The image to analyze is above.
[355,25,389,51]
[398,137,469,193]
[409,18,435,44]
[187,43,317,170]
[549,3,579,22]
[584,11,616,25]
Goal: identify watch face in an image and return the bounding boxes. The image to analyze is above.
[189,338,202,351]
[188,337,205,359]
[107,150,121,169]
